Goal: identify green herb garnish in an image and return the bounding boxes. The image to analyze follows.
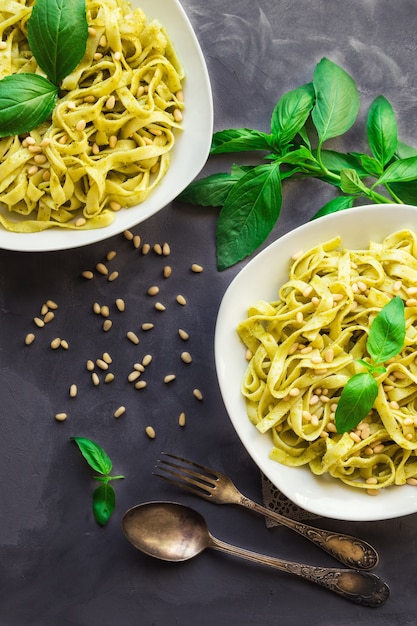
[71,436,124,526]
[335,296,406,433]
[180,57,417,270]
[0,0,88,138]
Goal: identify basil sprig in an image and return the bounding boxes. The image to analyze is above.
[0,0,88,138]
[180,57,417,270]
[335,296,406,433]
[71,437,124,526]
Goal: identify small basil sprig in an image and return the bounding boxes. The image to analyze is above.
[0,0,88,138]
[180,57,417,270]
[71,437,124,526]
[335,296,406,433]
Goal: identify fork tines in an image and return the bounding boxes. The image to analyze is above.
[153,452,218,500]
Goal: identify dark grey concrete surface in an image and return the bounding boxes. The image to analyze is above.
[1,1,417,624]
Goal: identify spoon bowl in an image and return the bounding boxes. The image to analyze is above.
[121,501,390,607]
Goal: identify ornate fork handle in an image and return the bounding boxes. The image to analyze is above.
[241,496,379,570]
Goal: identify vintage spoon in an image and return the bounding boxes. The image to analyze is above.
[121,501,389,607]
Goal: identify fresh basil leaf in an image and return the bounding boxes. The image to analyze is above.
[71,437,113,476]
[366,95,398,167]
[270,83,315,147]
[276,145,317,168]
[389,179,417,205]
[216,163,282,270]
[0,74,57,138]
[375,155,417,185]
[311,195,354,220]
[92,483,116,526]
[210,128,271,154]
[395,141,417,159]
[349,152,383,177]
[312,58,360,146]
[340,169,370,195]
[335,372,378,433]
[28,0,88,85]
[366,296,406,364]
[178,171,244,207]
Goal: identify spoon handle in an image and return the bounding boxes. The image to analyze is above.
[209,534,389,607]
[240,496,379,571]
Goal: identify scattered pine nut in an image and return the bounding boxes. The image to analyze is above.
[114,406,126,418]
[115,298,125,312]
[181,351,192,364]
[193,388,203,401]
[178,412,186,427]
[93,302,101,314]
[46,300,58,310]
[108,271,119,282]
[128,370,141,382]
[191,263,203,273]
[134,362,145,372]
[163,265,172,278]
[141,323,154,331]
[103,319,112,332]
[178,329,189,341]
[164,374,176,383]
[132,234,141,248]
[104,372,115,383]
[82,270,94,279]
[176,294,186,305]
[91,372,100,386]
[100,305,110,317]
[106,250,117,261]
[44,311,55,323]
[154,302,166,311]
[153,243,163,255]
[142,354,152,366]
[96,262,108,275]
[124,229,134,240]
[127,331,140,344]
[86,359,95,371]
[145,425,156,439]
[102,352,112,364]
[34,317,45,328]
[50,337,61,349]
[135,380,147,389]
[142,243,151,255]
[147,285,159,296]
[25,333,36,345]
[55,412,68,422]
[69,384,78,398]
[96,358,108,370]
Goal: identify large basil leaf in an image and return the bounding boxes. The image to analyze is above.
[210,128,271,154]
[270,83,315,147]
[366,95,398,167]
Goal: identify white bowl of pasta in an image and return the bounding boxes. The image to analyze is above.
[0,0,212,251]
[215,203,417,521]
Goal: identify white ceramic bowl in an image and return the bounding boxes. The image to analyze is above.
[0,0,212,252]
[215,203,417,521]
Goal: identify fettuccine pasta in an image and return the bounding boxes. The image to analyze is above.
[0,0,184,232]
[238,229,417,493]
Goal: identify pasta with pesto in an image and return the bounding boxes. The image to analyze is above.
[237,229,417,493]
[0,0,184,232]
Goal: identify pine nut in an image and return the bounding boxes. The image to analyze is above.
[181,352,192,364]
[96,358,108,370]
[178,329,189,341]
[173,108,183,122]
[86,359,95,371]
[367,489,380,496]
[34,317,44,327]
[176,294,186,305]
[153,243,163,255]
[162,242,171,256]
[145,425,156,439]
[163,265,172,278]
[25,333,35,345]
[132,235,141,248]
[104,372,115,383]
[142,243,151,255]
[50,337,61,349]
[147,285,159,296]
[154,302,166,311]
[128,371,141,382]
[142,354,152,366]
[96,262,108,275]
[135,380,147,389]
[124,229,134,240]
[134,362,145,372]
[191,263,203,273]
[55,412,67,422]
[178,412,186,427]
[164,374,176,383]
[110,201,121,212]
[100,305,110,317]
[44,311,55,323]
[141,323,154,331]
[115,298,125,312]
[105,95,116,110]
[193,388,203,400]
[76,119,87,131]
[114,406,126,418]
[127,331,140,344]
[82,270,94,279]
[103,319,113,332]
[92,372,100,386]
[69,384,77,398]
[108,271,119,282]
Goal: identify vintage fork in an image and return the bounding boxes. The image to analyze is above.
[154,452,379,571]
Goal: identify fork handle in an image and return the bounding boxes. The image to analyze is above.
[239,496,379,570]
